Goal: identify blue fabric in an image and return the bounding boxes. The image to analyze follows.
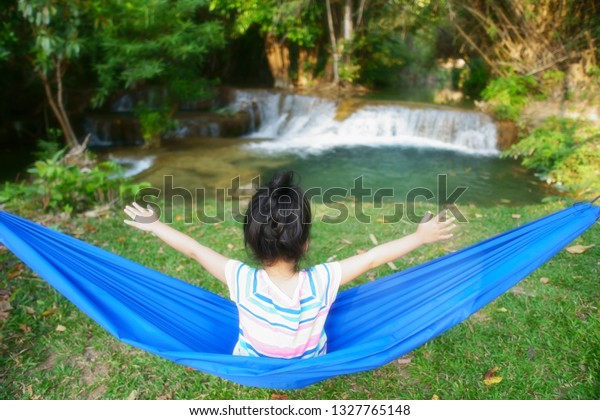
[0,203,598,389]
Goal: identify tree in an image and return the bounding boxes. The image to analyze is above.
[210,0,323,88]
[445,0,599,78]
[91,0,225,147]
[325,0,339,84]
[349,0,444,87]
[18,0,91,149]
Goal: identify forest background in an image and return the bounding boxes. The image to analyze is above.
[0,0,599,200]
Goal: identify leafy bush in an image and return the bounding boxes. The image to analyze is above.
[502,117,600,196]
[135,104,177,148]
[482,73,538,120]
[0,147,150,215]
[540,70,566,99]
[459,58,490,100]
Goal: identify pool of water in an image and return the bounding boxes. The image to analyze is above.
[109,136,549,208]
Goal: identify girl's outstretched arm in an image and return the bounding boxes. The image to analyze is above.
[338,211,456,285]
[123,202,229,284]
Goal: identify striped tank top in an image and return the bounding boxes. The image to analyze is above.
[225,259,342,359]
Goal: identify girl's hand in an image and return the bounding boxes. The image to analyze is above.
[123,202,160,233]
[415,210,457,244]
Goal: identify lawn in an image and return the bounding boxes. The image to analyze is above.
[0,200,598,399]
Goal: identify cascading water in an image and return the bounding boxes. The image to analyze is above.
[99,89,545,206]
[229,90,498,155]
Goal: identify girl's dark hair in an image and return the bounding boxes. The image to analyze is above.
[244,171,311,266]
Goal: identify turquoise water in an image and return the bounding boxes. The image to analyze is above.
[262,145,548,207]
[116,137,549,208]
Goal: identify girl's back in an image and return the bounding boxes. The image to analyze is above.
[225,260,341,359]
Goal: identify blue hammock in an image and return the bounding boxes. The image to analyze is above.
[0,203,598,389]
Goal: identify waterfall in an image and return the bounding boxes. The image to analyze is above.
[229,90,498,155]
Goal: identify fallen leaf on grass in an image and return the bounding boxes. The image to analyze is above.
[55,325,66,332]
[471,311,490,323]
[8,263,24,279]
[271,393,289,400]
[19,324,31,333]
[496,307,509,313]
[83,224,98,233]
[0,299,13,313]
[127,390,139,400]
[484,367,503,386]
[396,357,412,365]
[511,214,521,219]
[369,233,379,245]
[511,286,536,297]
[566,244,594,254]
[540,277,550,284]
[25,306,35,315]
[431,394,440,400]
[26,385,41,399]
[157,393,172,400]
[42,307,58,317]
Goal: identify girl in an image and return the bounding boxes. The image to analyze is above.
[124,172,456,359]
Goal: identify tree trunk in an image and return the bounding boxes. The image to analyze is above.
[39,65,79,149]
[325,0,339,84]
[356,0,367,28]
[264,32,291,89]
[296,47,319,87]
[54,61,79,149]
[343,0,353,42]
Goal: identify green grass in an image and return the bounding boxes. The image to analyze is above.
[1,200,598,399]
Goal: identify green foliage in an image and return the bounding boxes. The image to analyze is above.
[18,0,88,75]
[32,128,63,160]
[459,58,490,99]
[0,12,19,61]
[210,0,322,47]
[0,144,150,215]
[502,117,600,196]
[134,104,177,148]
[354,30,407,87]
[92,0,225,108]
[354,1,444,87]
[542,70,565,85]
[539,70,565,99]
[338,61,361,84]
[482,74,538,120]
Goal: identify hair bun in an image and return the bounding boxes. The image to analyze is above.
[244,170,311,266]
[268,171,295,190]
